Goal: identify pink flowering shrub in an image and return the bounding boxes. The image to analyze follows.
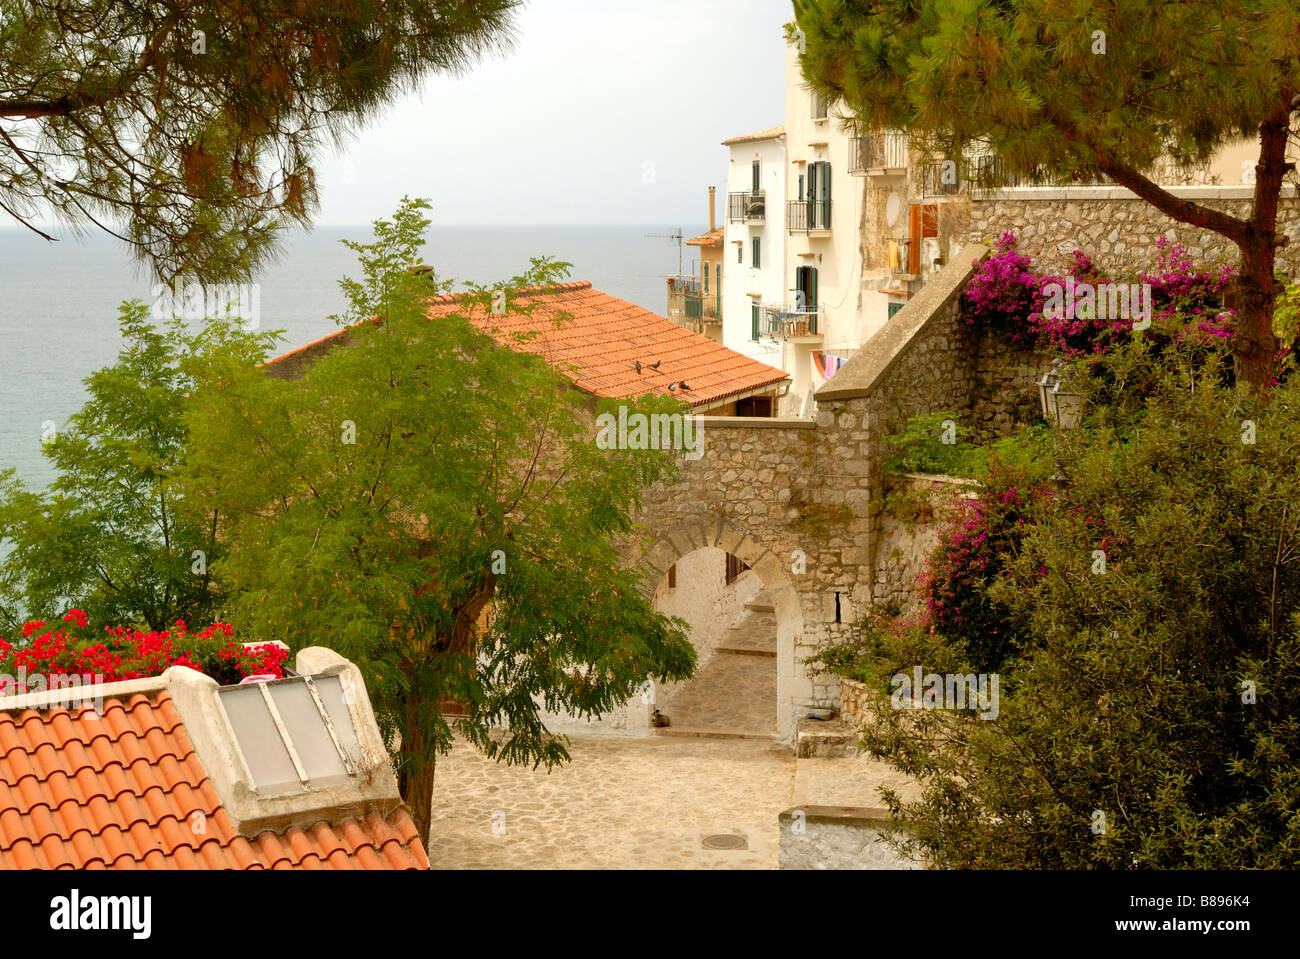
[960,232,1043,346]
[961,232,1241,362]
[919,467,1055,672]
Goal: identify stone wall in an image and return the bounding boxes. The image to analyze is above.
[961,187,1300,279]
[632,247,1005,740]
[971,333,1050,437]
[778,806,922,869]
[872,473,980,615]
[632,415,882,739]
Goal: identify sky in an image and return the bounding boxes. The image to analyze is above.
[308,0,793,226]
[2,0,794,231]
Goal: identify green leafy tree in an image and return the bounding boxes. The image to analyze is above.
[181,198,695,841]
[0,304,276,631]
[794,0,1300,394]
[0,0,518,282]
[860,342,1300,868]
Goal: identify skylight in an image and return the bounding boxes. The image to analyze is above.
[217,675,363,796]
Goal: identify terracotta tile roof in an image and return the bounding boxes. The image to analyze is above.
[722,125,785,146]
[0,693,428,870]
[265,282,788,410]
[686,228,725,248]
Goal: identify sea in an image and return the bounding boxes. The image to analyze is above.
[0,224,705,491]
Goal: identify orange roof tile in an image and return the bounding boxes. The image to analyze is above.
[0,693,428,870]
[686,228,724,248]
[722,125,785,146]
[265,282,788,409]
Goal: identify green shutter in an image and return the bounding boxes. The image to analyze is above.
[753,236,761,269]
[752,304,759,341]
[704,263,709,293]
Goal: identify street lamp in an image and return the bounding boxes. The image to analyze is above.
[1037,359,1085,488]
[1037,359,1085,429]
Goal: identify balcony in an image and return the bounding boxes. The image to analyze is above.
[918,154,1114,196]
[728,191,766,223]
[850,132,907,175]
[684,291,721,325]
[787,199,832,235]
[761,302,823,341]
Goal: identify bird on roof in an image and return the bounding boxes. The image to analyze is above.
[649,360,662,370]
[668,383,677,392]
[635,361,642,374]
[679,381,691,391]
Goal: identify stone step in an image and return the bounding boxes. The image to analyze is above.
[796,717,858,759]
[715,645,777,658]
[744,600,776,613]
[652,726,778,742]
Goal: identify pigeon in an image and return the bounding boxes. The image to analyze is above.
[649,360,662,370]
[635,360,642,374]
[679,381,691,391]
[668,383,677,392]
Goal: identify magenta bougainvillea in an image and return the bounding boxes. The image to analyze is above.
[919,469,1054,672]
[0,611,286,695]
[961,232,1240,358]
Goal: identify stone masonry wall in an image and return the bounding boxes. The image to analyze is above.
[960,190,1300,279]
[631,417,874,739]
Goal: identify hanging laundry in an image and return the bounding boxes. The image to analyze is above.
[888,240,901,270]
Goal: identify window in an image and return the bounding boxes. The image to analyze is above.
[797,173,805,202]
[907,203,938,273]
[752,236,762,269]
[796,265,819,311]
[751,304,760,341]
[667,564,676,589]
[738,243,743,264]
[811,91,827,120]
[736,396,773,417]
[888,301,905,321]
[752,159,761,194]
[703,263,710,293]
[725,553,750,585]
[218,676,362,796]
[807,161,832,230]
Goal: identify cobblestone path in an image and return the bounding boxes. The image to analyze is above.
[656,597,777,735]
[424,592,922,869]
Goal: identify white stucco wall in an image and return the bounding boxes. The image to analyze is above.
[782,38,867,418]
[723,133,789,375]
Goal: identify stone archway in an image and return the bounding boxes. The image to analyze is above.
[637,515,805,741]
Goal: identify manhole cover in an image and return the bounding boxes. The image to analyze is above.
[702,834,748,850]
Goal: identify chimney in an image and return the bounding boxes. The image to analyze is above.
[708,186,716,233]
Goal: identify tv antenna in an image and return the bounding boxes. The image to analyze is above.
[645,227,685,278]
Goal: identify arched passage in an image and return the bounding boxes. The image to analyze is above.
[636,515,805,741]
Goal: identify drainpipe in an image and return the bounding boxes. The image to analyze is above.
[708,186,716,233]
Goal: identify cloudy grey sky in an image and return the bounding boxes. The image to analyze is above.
[312,0,794,225]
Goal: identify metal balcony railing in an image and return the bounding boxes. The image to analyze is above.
[684,292,721,323]
[787,199,832,234]
[728,191,766,223]
[850,132,908,174]
[761,303,823,339]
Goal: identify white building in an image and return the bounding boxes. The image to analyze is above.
[721,126,788,381]
[775,36,869,416]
